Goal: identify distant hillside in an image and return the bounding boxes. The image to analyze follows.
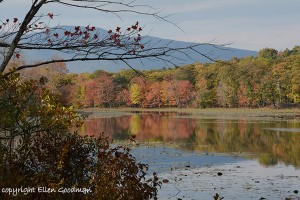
[22,26,257,73]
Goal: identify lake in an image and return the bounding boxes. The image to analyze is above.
[80,110,300,199]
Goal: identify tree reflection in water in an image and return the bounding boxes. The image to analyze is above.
[81,112,300,168]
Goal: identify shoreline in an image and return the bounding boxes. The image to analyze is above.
[77,107,300,120]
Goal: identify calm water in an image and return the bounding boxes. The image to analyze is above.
[81,111,300,199]
[81,111,300,168]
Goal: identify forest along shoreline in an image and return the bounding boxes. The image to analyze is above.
[77,108,300,121]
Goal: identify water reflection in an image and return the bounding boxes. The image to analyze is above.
[81,112,300,168]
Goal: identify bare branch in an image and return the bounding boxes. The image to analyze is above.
[0,0,47,72]
[0,0,225,74]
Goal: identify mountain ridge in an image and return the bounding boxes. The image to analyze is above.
[22,25,257,73]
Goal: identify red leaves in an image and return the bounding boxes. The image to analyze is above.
[106,22,144,51]
[108,31,122,46]
[43,25,100,46]
[131,21,140,30]
[0,18,20,27]
[116,89,131,106]
[47,13,54,19]
[53,33,59,38]
[31,21,146,56]
[75,26,81,32]
[131,25,137,30]
[64,31,71,36]
[16,53,20,59]
[85,25,95,31]
[134,36,141,43]
[109,33,119,40]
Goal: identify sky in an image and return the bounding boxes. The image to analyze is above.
[1,0,299,51]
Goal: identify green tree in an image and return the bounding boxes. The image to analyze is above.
[258,48,278,62]
[195,63,218,108]
[216,80,239,108]
[174,64,197,84]
[0,72,82,147]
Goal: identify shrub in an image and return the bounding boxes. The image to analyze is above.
[0,72,159,199]
[0,132,159,199]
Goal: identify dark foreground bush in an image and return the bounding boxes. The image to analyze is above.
[0,72,159,199]
[0,132,159,200]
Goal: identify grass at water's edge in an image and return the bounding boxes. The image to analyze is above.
[77,107,300,120]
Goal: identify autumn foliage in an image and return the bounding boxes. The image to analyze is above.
[0,71,160,199]
[31,46,300,109]
[0,132,160,199]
